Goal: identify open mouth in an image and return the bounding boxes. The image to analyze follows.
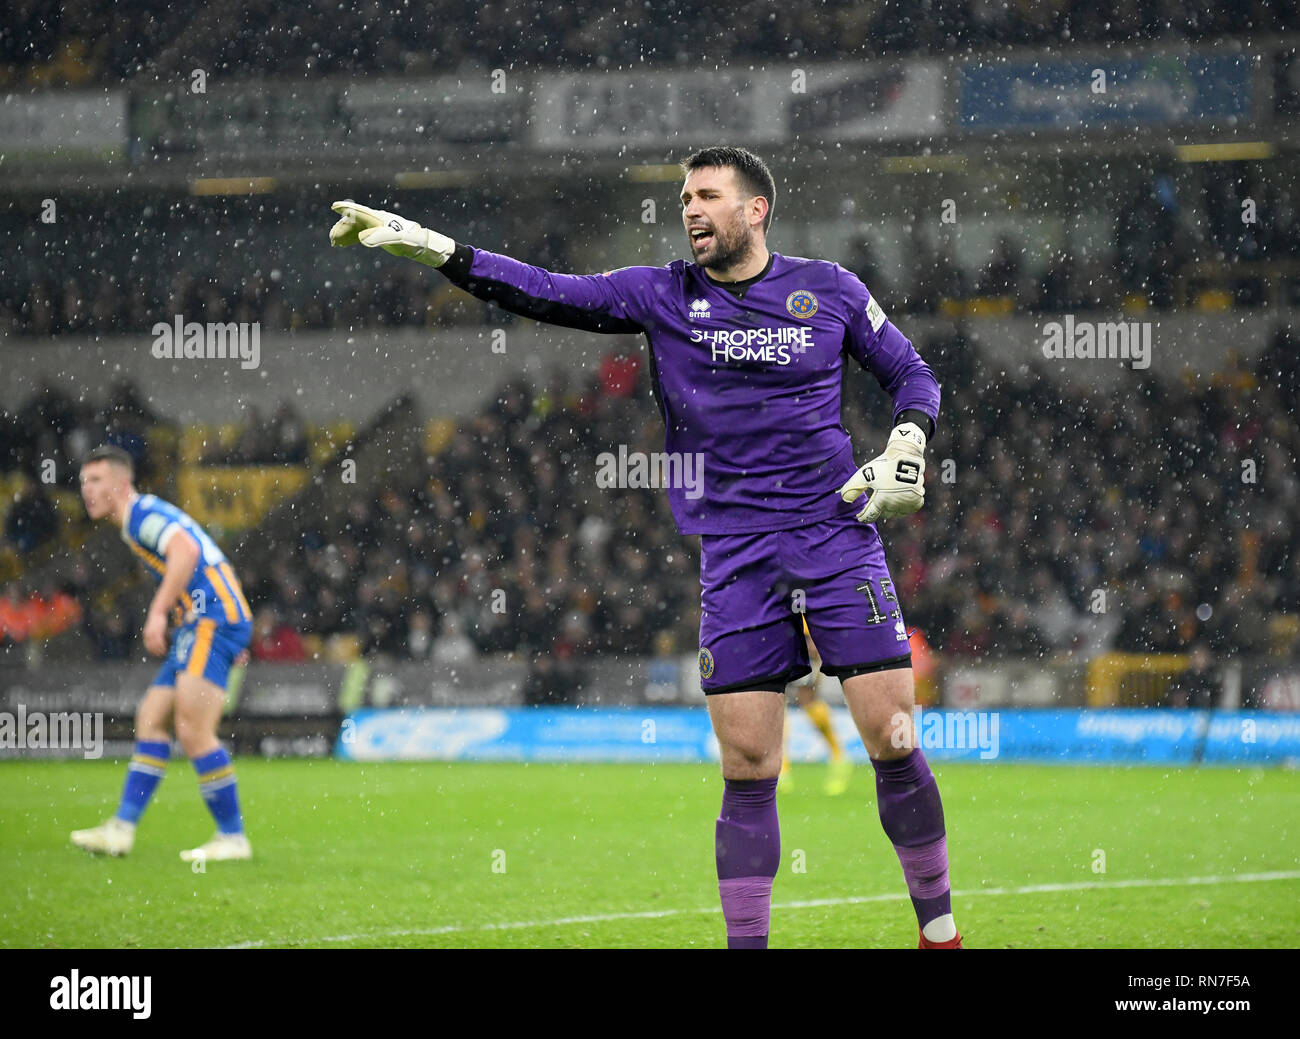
[690,228,714,250]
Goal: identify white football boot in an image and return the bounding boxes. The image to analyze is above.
[70,818,136,857]
[179,832,252,863]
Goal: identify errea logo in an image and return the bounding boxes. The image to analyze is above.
[688,298,711,320]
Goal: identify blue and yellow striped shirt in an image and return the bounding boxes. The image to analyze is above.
[120,493,252,626]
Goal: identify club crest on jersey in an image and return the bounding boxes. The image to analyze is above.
[698,647,715,680]
[786,290,818,319]
[688,298,711,320]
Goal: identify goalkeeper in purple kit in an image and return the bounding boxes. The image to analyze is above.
[328,146,960,949]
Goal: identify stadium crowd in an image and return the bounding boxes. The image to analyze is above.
[239,360,701,663]
[5,165,1297,340]
[1,227,574,337]
[4,0,1293,87]
[0,378,167,492]
[6,324,1296,673]
[903,323,1300,664]
[232,313,1299,669]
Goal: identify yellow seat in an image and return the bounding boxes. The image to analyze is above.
[51,490,85,522]
[966,295,1015,316]
[1269,614,1300,656]
[179,426,210,466]
[425,417,456,456]
[324,633,361,664]
[308,422,356,464]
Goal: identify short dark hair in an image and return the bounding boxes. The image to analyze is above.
[680,146,776,233]
[83,444,135,478]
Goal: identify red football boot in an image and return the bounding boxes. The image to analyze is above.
[918,928,963,948]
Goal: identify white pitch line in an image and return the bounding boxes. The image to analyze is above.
[223,869,1300,949]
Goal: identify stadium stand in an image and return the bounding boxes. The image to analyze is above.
[2,1,1297,710]
[3,1,1297,87]
[3,326,1296,683]
[3,174,1297,337]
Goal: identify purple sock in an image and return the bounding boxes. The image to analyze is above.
[871,748,952,929]
[715,777,780,950]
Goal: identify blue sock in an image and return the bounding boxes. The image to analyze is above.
[115,739,171,824]
[192,747,243,835]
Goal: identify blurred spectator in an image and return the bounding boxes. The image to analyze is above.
[0,581,82,644]
[104,379,166,428]
[1164,643,1220,709]
[598,351,642,399]
[250,605,306,662]
[83,605,134,660]
[267,400,309,464]
[4,477,59,553]
[204,400,311,466]
[522,655,565,705]
[976,235,1024,299]
[945,602,991,658]
[227,406,273,466]
[406,610,435,660]
[432,613,478,666]
[844,233,885,296]
[0,583,35,644]
[645,630,681,700]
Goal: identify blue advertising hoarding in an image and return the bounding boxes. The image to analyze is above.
[960,54,1257,130]
[336,707,1300,766]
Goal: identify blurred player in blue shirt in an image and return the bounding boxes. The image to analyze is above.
[70,445,254,862]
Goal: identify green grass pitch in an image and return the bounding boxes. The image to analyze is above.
[2,758,1298,948]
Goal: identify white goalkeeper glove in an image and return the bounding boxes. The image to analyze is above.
[329,200,455,267]
[839,422,927,523]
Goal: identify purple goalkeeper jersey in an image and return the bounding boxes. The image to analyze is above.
[438,245,940,535]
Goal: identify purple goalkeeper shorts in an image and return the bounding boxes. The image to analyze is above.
[696,509,912,694]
